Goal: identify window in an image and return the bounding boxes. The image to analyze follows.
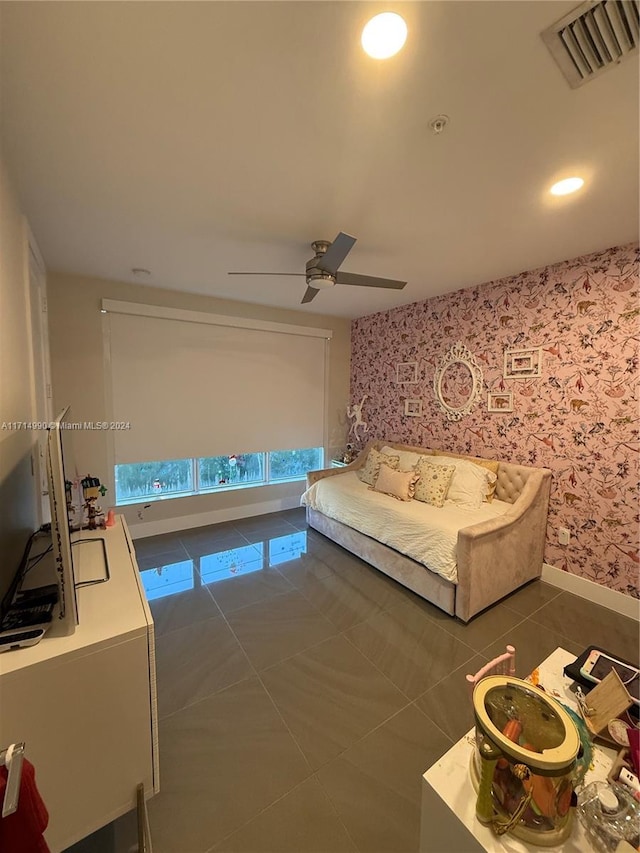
[268,448,323,481]
[115,447,323,505]
[198,453,264,489]
[115,459,193,504]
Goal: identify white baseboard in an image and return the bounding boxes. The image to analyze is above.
[129,495,302,539]
[542,563,639,620]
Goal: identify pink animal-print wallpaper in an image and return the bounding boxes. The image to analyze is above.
[350,243,639,598]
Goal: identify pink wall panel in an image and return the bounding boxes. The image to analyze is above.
[350,243,639,598]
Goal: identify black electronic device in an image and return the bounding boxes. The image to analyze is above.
[0,628,46,653]
[580,649,640,704]
[565,646,640,711]
[0,602,53,634]
[14,585,59,608]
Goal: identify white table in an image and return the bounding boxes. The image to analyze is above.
[421,648,616,852]
[0,517,158,852]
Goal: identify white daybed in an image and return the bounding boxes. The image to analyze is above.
[302,440,552,622]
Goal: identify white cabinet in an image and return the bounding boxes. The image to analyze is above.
[0,517,158,853]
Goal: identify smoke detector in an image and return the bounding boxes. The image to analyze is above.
[429,115,450,135]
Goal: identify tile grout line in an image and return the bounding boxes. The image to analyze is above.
[525,593,608,652]
[474,611,530,656]
[199,618,334,852]
[338,599,482,693]
[338,630,424,707]
[208,579,320,794]
[156,669,257,724]
[203,770,361,853]
[412,648,490,703]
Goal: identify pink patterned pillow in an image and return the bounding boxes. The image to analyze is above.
[370,463,420,502]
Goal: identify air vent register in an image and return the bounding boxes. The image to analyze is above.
[542,0,639,88]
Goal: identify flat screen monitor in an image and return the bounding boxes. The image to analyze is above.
[47,406,79,634]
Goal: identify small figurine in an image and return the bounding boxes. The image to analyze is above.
[65,478,80,528]
[342,443,355,464]
[81,475,107,529]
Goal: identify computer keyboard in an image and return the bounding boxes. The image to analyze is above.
[0,628,45,651]
[1,603,53,632]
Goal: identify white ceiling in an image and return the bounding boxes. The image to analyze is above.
[1,1,638,319]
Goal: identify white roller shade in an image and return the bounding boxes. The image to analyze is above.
[105,306,328,464]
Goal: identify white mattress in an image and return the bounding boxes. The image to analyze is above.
[301,471,510,583]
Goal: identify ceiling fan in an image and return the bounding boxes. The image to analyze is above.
[228,232,407,304]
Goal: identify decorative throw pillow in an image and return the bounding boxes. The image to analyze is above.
[437,451,500,501]
[413,459,455,507]
[431,455,496,509]
[371,463,420,502]
[380,445,434,472]
[357,448,400,486]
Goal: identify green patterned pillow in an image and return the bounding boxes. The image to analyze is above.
[413,459,455,507]
[357,448,400,486]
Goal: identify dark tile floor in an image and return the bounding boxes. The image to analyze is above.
[67,508,640,853]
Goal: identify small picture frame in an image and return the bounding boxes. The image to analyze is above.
[404,399,422,417]
[487,391,513,413]
[504,347,542,379]
[396,362,418,384]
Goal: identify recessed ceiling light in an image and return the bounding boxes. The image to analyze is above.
[550,177,584,196]
[361,13,407,59]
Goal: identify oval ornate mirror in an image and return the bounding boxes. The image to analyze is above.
[433,341,483,421]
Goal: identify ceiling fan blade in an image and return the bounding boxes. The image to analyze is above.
[316,232,356,274]
[227,272,306,276]
[336,271,407,290]
[301,285,319,304]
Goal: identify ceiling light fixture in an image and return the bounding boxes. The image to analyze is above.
[550,177,584,196]
[361,12,407,59]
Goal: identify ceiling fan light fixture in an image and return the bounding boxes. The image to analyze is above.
[307,273,335,290]
[550,176,584,196]
[361,13,407,59]
[227,232,406,305]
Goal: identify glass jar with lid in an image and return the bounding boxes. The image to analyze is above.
[471,675,580,846]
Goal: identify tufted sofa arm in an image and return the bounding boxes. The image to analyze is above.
[455,467,551,621]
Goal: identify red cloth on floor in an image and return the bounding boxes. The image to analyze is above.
[0,758,50,853]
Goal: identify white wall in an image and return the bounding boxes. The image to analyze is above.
[0,155,40,563]
[47,272,351,533]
